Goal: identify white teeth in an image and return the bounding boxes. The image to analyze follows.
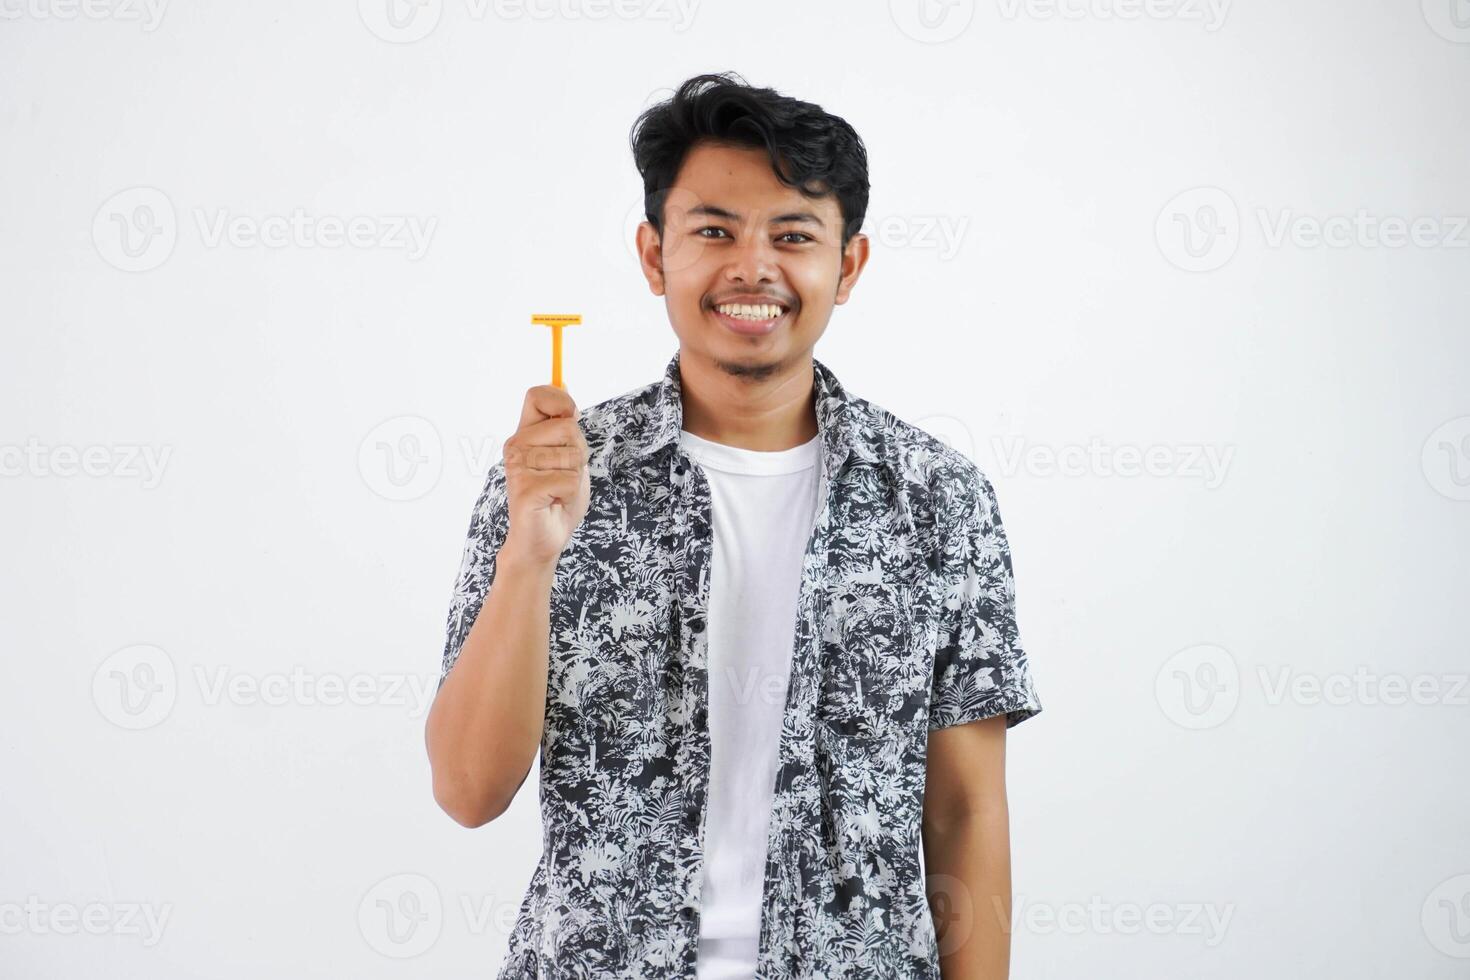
[715,303,784,320]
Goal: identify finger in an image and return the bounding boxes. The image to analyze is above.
[507,443,585,472]
[518,385,579,430]
[515,468,583,505]
[504,419,586,470]
[515,416,585,448]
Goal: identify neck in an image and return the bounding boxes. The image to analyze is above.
[678,348,818,452]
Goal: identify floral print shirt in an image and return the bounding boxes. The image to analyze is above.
[439,349,1042,979]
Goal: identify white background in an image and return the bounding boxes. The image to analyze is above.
[2,0,1468,977]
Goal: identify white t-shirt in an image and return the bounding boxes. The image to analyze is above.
[677,428,823,980]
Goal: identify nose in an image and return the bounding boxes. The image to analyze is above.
[723,232,779,286]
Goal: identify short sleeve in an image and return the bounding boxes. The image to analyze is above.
[928,467,1042,731]
[438,460,512,690]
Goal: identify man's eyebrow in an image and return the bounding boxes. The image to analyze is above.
[687,204,826,227]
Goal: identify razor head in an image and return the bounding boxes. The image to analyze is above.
[530,314,582,328]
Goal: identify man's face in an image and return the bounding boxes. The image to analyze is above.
[636,141,869,381]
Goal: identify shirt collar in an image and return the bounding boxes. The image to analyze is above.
[630,348,885,478]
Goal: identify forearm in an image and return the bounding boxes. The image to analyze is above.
[425,539,556,827]
[921,803,1013,980]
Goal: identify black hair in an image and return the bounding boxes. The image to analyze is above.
[629,72,870,251]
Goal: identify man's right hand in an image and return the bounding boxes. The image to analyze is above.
[499,385,591,567]
[428,384,586,826]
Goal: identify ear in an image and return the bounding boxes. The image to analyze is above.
[636,221,665,297]
[834,232,871,306]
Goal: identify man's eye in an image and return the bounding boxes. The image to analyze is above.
[697,227,730,239]
[778,232,813,244]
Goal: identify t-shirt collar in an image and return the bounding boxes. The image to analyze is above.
[630,348,886,480]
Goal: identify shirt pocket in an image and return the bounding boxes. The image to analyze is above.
[816,579,928,740]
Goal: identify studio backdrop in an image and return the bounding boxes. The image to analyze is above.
[2,2,1467,977]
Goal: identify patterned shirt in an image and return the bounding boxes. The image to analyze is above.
[439,349,1042,979]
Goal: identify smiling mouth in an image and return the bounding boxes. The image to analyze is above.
[708,301,792,336]
[711,301,789,321]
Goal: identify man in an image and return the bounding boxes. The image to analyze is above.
[425,72,1042,980]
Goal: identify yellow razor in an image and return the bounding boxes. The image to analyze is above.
[530,313,581,389]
